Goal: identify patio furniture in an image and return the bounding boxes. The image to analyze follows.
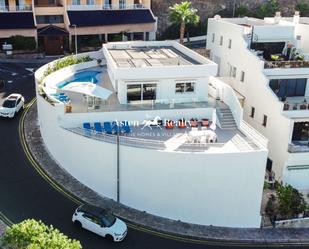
[283,102,290,111]
[293,104,298,110]
[178,118,187,129]
[201,118,209,127]
[165,120,174,129]
[190,118,198,128]
[83,122,91,130]
[112,121,121,134]
[103,122,113,134]
[94,122,103,133]
[122,124,131,134]
[300,104,307,110]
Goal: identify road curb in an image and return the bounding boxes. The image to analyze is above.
[21,99,309,246]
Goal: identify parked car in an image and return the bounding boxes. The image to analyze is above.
[0,94,24,118]
[72,204,127,242]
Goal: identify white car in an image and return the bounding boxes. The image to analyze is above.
[72,204,127,242]
[0,94,25,118]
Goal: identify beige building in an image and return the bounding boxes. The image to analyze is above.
[0,0,156,55]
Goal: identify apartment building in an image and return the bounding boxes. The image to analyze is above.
[207,13,309,190]
[0,0,157,54]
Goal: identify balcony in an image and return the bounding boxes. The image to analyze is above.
[288,142,309,153]
[264,60,309,69]
[34,0,62,7]
[283,97,309,111]
[0,4,32,11]
[66,3,145,11]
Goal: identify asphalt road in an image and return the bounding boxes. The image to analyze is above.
[0,61,307,249]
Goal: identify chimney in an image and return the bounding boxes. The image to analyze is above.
[294,11,300,24]
[274,11,281,24]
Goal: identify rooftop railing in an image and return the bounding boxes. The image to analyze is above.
[288,142,309,153]
[0,4,32,11]
[264,60,309,69]
[64,127,261,152]
[239,120,268,149]
[67,3,145,11]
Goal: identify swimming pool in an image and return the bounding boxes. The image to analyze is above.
[57,70,101,89]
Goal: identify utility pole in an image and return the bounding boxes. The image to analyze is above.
[232,0,237,17]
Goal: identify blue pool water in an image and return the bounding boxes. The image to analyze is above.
[57,70,101,89]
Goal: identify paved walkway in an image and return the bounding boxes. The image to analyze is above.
[23,103,309,244]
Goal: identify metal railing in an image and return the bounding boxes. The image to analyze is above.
[102,3,144,10]
[288,143,309,153]
[66,3,145,11]
[64,127,220,152]
[0,4,32,11]
[64,126,262,152]
[264,60,309,69]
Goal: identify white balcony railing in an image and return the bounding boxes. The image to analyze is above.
[288,143,309,153]
[102,4,144,10]
[0,4,32,11]
[66,3,145,11]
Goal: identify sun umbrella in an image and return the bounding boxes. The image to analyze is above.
[62,82,113,100]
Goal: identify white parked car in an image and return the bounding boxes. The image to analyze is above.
[0,94,24,118]
[72,204,127,242]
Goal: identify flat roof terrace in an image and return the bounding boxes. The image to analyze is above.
[108,46,202,68]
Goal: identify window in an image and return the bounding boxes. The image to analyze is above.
[250,107,255,118]
[228,39,232,49]
[220,36,223,46]
[262,115,267,127]
[127,83,157,103]
[36,15,64,24]
[292,122,309,142]
[212,33,215,43]
[232,66,237,78]
[175,82,195,93]
[72,0,80,5]
[296,35,302,40]
[87,0,94,4]
[269,78,307,98]
[240,71,245,82]
[119,0,125,8]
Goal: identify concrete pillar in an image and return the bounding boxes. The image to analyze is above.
[104,33,108,42]
[69,34,72,50]
[130,32,134,41]
[143,32,146,41]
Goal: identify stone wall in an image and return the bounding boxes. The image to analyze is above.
[151,0,309,35]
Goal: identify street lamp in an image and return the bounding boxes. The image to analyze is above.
[72,24,77,54]
[232,0,237,17]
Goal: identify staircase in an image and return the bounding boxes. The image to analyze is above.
[217,107,237,130]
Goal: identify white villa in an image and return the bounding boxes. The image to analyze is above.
[35,40,268,228]
[207,12,309,190]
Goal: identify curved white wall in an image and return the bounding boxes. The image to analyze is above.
[35,53,268,228]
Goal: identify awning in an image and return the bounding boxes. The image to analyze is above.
[0,12,35,29]
[38,25,69,36]
[67,9,156,27]
[62,82,113,99]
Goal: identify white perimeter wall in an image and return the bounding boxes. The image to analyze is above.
[37,95,267,228]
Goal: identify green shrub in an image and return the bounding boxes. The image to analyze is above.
[1,219,82,249]
[296,1,309,16]
[276,184,307,218]
[235,4,253,17]
[43,55,93,78]
[255,0,279,18]
[10,35,36,50]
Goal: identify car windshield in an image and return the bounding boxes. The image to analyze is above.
[2,99,16,108]
[101,213,116,227]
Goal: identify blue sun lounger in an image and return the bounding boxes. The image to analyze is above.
[121,121,131,134]
[94,122,103,133]
[103,122,113,134]
[83,122,91,130]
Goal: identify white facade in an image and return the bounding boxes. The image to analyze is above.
[35,44,268,228]
[207,14,309,190]
[102,41,217,104]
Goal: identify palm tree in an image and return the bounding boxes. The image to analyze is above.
[169,1,200,45]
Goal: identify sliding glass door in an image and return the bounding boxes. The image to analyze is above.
[269,78,307,98]
[127,83,156,103]
[292,122,309,142]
